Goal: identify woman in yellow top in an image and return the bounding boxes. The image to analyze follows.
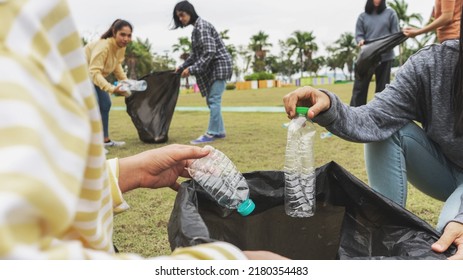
[403,0,462,42]
[85,19,132,148]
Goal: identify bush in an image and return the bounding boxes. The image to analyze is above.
[244,72,275,81]
[226,83,236,90]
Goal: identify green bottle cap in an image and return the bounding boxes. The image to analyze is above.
[237,198,255,216]
[296,106,309,115]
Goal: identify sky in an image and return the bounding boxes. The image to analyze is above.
[67,0,434,62]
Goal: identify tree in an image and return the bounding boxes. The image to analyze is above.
[334,32,357,80]
[388,0,424,65]
[152,51,176,71]
[326,46,347,81]
[172,36,192,88]
[248,31,272,72]
[124,38,154,79]
[236,45,253,80]
[286,31,318,78]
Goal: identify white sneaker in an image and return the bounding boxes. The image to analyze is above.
[104,148,109,154]
[104,140,126,147]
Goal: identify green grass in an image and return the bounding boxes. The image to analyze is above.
[108,83,443,257]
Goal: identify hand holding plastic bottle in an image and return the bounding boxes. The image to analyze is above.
[283,86,331,120]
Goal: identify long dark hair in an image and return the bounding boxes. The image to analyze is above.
[172,0,199,29]
[100,19,133,39]
[365,0,386,14]
[452,5,463,136]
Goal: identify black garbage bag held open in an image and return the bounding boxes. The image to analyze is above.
[355,32,408,80]
[168,161,456,260]
[125,70,181,143]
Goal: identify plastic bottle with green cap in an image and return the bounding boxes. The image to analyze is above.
[284,106,316,217]
[187,145,255,216]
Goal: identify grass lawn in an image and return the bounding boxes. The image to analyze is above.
[107,82,443,257]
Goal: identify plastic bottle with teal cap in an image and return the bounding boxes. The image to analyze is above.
[188,145,255,217]
[284,106,316,217]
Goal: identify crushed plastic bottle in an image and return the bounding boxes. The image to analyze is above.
[187,145,255,216]
[114,79,147,97]
[320,132,333,139]
[284,106,316,218]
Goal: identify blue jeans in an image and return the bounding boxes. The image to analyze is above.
[365,122,463,232]
[94,85,111,138]
[206,80,226,135]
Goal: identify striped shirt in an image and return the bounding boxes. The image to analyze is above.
[181,17,232,97]
[0,0,245,260]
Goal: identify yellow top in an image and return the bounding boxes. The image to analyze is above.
[0,0,245,260]
[85,37,128,93]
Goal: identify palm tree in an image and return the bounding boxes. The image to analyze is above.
[124,38,154,79]
[172,36,192,88]
[248,31,272,72]
[334,32,357,80]
[388,0,424,65]
[237,45,253,80]
[286,31,318,78]
[388,0,423,27]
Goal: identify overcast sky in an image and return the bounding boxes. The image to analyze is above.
[67,0,434,60]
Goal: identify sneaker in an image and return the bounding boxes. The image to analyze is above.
[190,134,215,144]
[213,133,226,139]
[104,140,126,147]
[104,148,109,154]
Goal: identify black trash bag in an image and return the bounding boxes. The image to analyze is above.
[355,32,408,80]
[168,161,456,260]
[125,70,180,143]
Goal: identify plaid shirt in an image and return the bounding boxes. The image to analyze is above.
[181,18,232,97]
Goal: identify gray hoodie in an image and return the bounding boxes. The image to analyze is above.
[314,40,463,224]
[355,7,400,62]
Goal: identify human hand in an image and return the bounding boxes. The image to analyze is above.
[358,39,365,47]
[243,250,289,260]
[181,67,190,78]
[113,83,132,97]
[283,86,331,120]
[402,27,419,38]
[117,144,210,193]
[431,221,463,260]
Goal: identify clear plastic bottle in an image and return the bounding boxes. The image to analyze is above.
[284,106,316,218]
[115,79,147,96]
[187,145,255,216]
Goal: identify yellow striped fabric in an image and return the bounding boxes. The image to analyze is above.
[0,0,245,260]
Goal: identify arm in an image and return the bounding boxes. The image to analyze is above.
[403,2,454,38]
[87,43,117,93]
[188,27,216,75]
[113,63,128,82]
[113,144,288,260]
[390,9,400,34]
[355,15,366,46]
[284,57,420,143]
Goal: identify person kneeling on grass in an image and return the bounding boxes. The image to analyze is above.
[283,6,463,259]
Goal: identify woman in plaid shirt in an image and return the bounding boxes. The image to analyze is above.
[173,1,233,144]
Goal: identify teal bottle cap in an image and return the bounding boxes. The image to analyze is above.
[237,198,255,216]
[295,106,309,115]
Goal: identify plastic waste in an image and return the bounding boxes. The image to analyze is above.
[115,79,147,96]
[187,145,255,216]
[355,32,408,80]
[320,132,333,139]
[284,106,316,217]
